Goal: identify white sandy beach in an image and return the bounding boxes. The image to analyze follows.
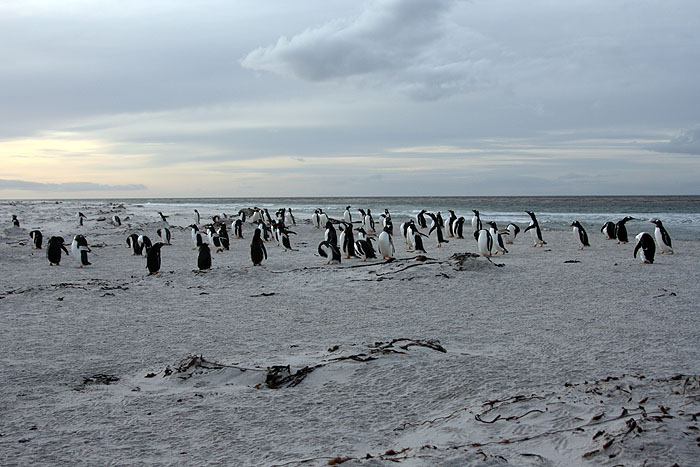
[1,200,699,465]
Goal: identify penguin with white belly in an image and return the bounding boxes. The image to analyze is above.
[633,232,655,264]
[650,219,673,254]
[571,221,590,250]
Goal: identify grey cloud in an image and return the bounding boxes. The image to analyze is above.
[0,179,147,192]
[646,126,700,155]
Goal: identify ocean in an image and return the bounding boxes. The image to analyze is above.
[114,196,700,241]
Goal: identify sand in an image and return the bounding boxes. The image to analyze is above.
[1,200,699,465]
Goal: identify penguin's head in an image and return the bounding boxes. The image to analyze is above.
[650,218,662,227]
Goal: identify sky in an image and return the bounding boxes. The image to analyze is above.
[1,0,699,198]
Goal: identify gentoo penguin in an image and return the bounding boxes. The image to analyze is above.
[46,236,69,265]
[138,235,152,256]
[263,209,273,224]
[280,225,297,252]
[571,221,590,250]
[194,209,201,226]
[365,209,375,233]
[486,221,508,254]
[474,229,493,257]
[319,210,329,228]
[377,226,395,259]
[250,228,267,266]
[11,215,20,228]
[157,211,169,223]
[343,206,352,224]
[146,242,164,274]
[112,215,121,227]
[207,227,223,253]
[453,217,466,239]
[400,220,412,246]
[212,214,221,224]
[312,209,321,229]
[127,233,142,255]
[285,208,296,226]
[503,223,520,244]
[198,243,212,270]
[650,219,673,254]
[409,224,428,253]
[250,208,262,224]
[189,225,203,249]
[76,212,87,226]
[157,227,171,245]
[381,209,392,229]
[218,223,230,250]
[427,213,448,248]
[318,240,341,264]
[340,223,356,259]
[71,235,91,268]
[471,210,482,233]
[601,221,616,240]
[355,235,376,261]
[233,219,244,239]
[416,209,428,229]
[524,211,546,247]
[446,210,457,237]
[324,221,338,247]
[634,232,656,264]
[615,217,635,244]
[29,230,43,249]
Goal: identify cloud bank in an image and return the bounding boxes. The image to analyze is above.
[647,126,700,156]
[0,179,147,192]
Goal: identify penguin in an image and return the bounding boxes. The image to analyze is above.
[324,221,338,248]
[207,227,223,253]
[471,210,482,233]
[112,215,121,227]
[453,217,466,239]
[194,209,201,226]
[217,223,230,251]
[157,211,169,223]
[189,225,203,249]
[427,213,449,248]
[285,208,296,226]
[571,220,590,250]
[157,227,171,245]
[409,224,428,253]
[399,220,412,246]
[446,210,457,237]
[474,229,493,257]
[416,209,428,229]
[615,217,635,244]
[377,226,395,259]
[250,208,262,224]
[318,210,329,228]
[46,236,69,265]
[633,232,656,264]
[318,240,341,264]
[250,228,268,266]
[212,214,221,224]
[312,209,321,229]
[76,212,87,226]
[651,219,673,254]
[138,235,152,256]
[340,223,356,259]
[280,225,297,252]
[263,209,273,224]
[486,221,508,254]
[197,243,212,270]
[343,206,352,224]
[365,209,375,233]
[355,235,377,261]
[146,242,164,274]
[127,234,142,255]
[11,215,20,228]
[502,223,520,244]
[71,235,91,267]
[29,230,43,249]
[524,211,546,247]
[601,221,616,240]
[381,209,392,229]
[233,219,243,239]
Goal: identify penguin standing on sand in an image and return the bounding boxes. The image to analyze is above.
[138,235,152,256]
[446,210,457,237]
[486,221,508,255]
[127,234,142,255]
[453,217,466,239]
[471,210,482,233]
[76,212,87,226]
[71,235,91,267]
[158,211,169,223]
[601,221,616,240]
[340,223,356,259]
[285,208,296,226]
[318,210,329,228]
[189,225,203,249]
[207,227,223,253]
[416,209,428,229]
[634,232,656,264]
[112,215,121,227]
[11,215,20,228]
[409,224,428,253]
[46,236,69,265]
[280,225,297,252]
[250,228,268,266]
[29,230,43,249]
[615,217,635,244]
[427,213,448,248]
[157,227,171,245]
[194,209,201,226]
[217,223,230,251]
[318,240,341,264]
[197,243,212,270]
[377,226,395,259]
[354,234,376,261]
[312,210,321,229]
[503,223,520,244]
[474,229,493,257]
[571,221,590,250]
[524,211,546,247]
[324,221,338,248]
[343,206,352,224]
[234,219,244,239]
[146,243,164,274]
[651,219,673,254]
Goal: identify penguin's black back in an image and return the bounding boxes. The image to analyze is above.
[198,244,212,270]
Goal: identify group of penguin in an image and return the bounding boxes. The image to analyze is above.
[10,205,674,273]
